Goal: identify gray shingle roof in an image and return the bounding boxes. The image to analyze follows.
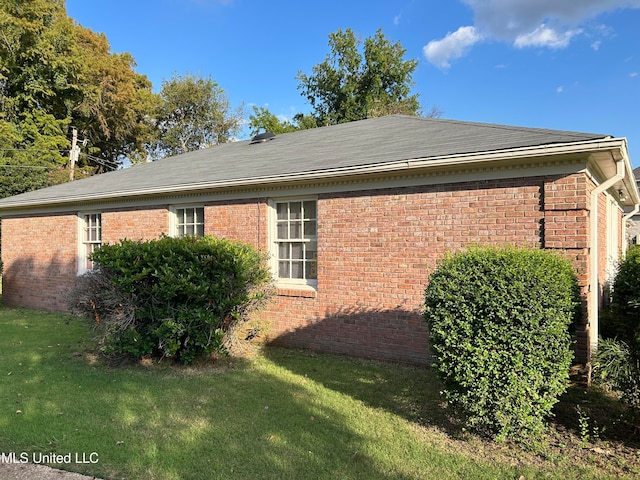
[0,115,609,209]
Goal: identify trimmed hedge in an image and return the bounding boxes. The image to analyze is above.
[69,235,274,363]
[424,246,580,442]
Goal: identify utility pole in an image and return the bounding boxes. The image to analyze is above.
[69,127,79,181]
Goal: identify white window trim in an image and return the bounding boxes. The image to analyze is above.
[77,212,102,275]
[268,197,318,290]
[170,205,205,237]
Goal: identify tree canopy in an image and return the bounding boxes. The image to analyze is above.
[0,0,155,196]
[151,73,244,157]
[0,4,431,199]
[296,28,422,126]
[247,106,315,136]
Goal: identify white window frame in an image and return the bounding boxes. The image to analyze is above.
[170,205,205,237]
[269,197,318,289]
[78,212,102,275]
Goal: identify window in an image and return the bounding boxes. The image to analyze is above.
[79,213,101,273]
[272,199,317,286]
[172,206,204,237]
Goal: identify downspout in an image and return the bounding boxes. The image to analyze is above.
[622,203,640,256]
[589,156,625,358]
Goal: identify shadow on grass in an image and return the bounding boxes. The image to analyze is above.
[1,308,449,480]
[262,346,463,438]
[553,382,640,449]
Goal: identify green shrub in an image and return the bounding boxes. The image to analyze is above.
[424,246,579,442]
[593,338,640,411]
[603,245,640,347]
[594,245,640,414]
[69,235,274,363]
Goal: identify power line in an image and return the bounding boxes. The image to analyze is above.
[81,153,119,169]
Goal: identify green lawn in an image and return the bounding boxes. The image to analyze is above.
[0,305,638,479]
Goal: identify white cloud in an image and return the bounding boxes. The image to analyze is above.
[423,26,484,69]
[556,86,564,93]
[514,25,582,49]
[462,0,640,39]
[424,0,640,68]
[591,40,602,51]
[631,72,639,77]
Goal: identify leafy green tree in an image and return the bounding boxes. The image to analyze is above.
[0,0,157,195]
[152,73,243,157]
[247,106,316,136]
[72,25,158,169]
[296,28,422,126]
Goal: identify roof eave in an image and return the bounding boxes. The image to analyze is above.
[0,137,625,214]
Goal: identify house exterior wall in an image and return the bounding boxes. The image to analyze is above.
[261,173,594,364]
[0,171,614,365]
[102,206,169,243]
[1,213,78,311]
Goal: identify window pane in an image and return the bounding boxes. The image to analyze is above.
[291,243,303,259]
[303,201,316,219]
[186,208,195,223]
[290,202,302,219]
[277,222,288,240]
[176,209,185,224]
[186,225,194,236]
[279,243,289,259]
[291,261,303,278]
[305,242,317,260]
[304,221,316,239]
[279,261,290,278]
[196,224,204,237]
[277,203,287,220]
[306,261,317,279]
[289,221,301,239]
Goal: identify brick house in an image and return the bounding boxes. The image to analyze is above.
[0,115,637,365]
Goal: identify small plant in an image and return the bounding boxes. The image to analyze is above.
[69,235,274,363]
[424,246,580,443]
[576,405,603,446]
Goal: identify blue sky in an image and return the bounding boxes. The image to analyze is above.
[66,0,640,166]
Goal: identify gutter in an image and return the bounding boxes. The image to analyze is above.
[588,152,626,359]
[622,203,640,255]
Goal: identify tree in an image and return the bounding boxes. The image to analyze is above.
[0,0,157,194]
[152,73,243,157]
[247,106,316,136]
[296,28,422,126]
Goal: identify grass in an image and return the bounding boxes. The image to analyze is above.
[0,305,639,479]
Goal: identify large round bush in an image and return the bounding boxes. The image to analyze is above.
[69,235,274,363]
[424,246,580,441]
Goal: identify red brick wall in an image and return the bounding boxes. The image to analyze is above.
[1,172,603,364]
[1,213,77,311]
[102,206,169,243]
[265,175,590,364]
[205,199,268,249]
